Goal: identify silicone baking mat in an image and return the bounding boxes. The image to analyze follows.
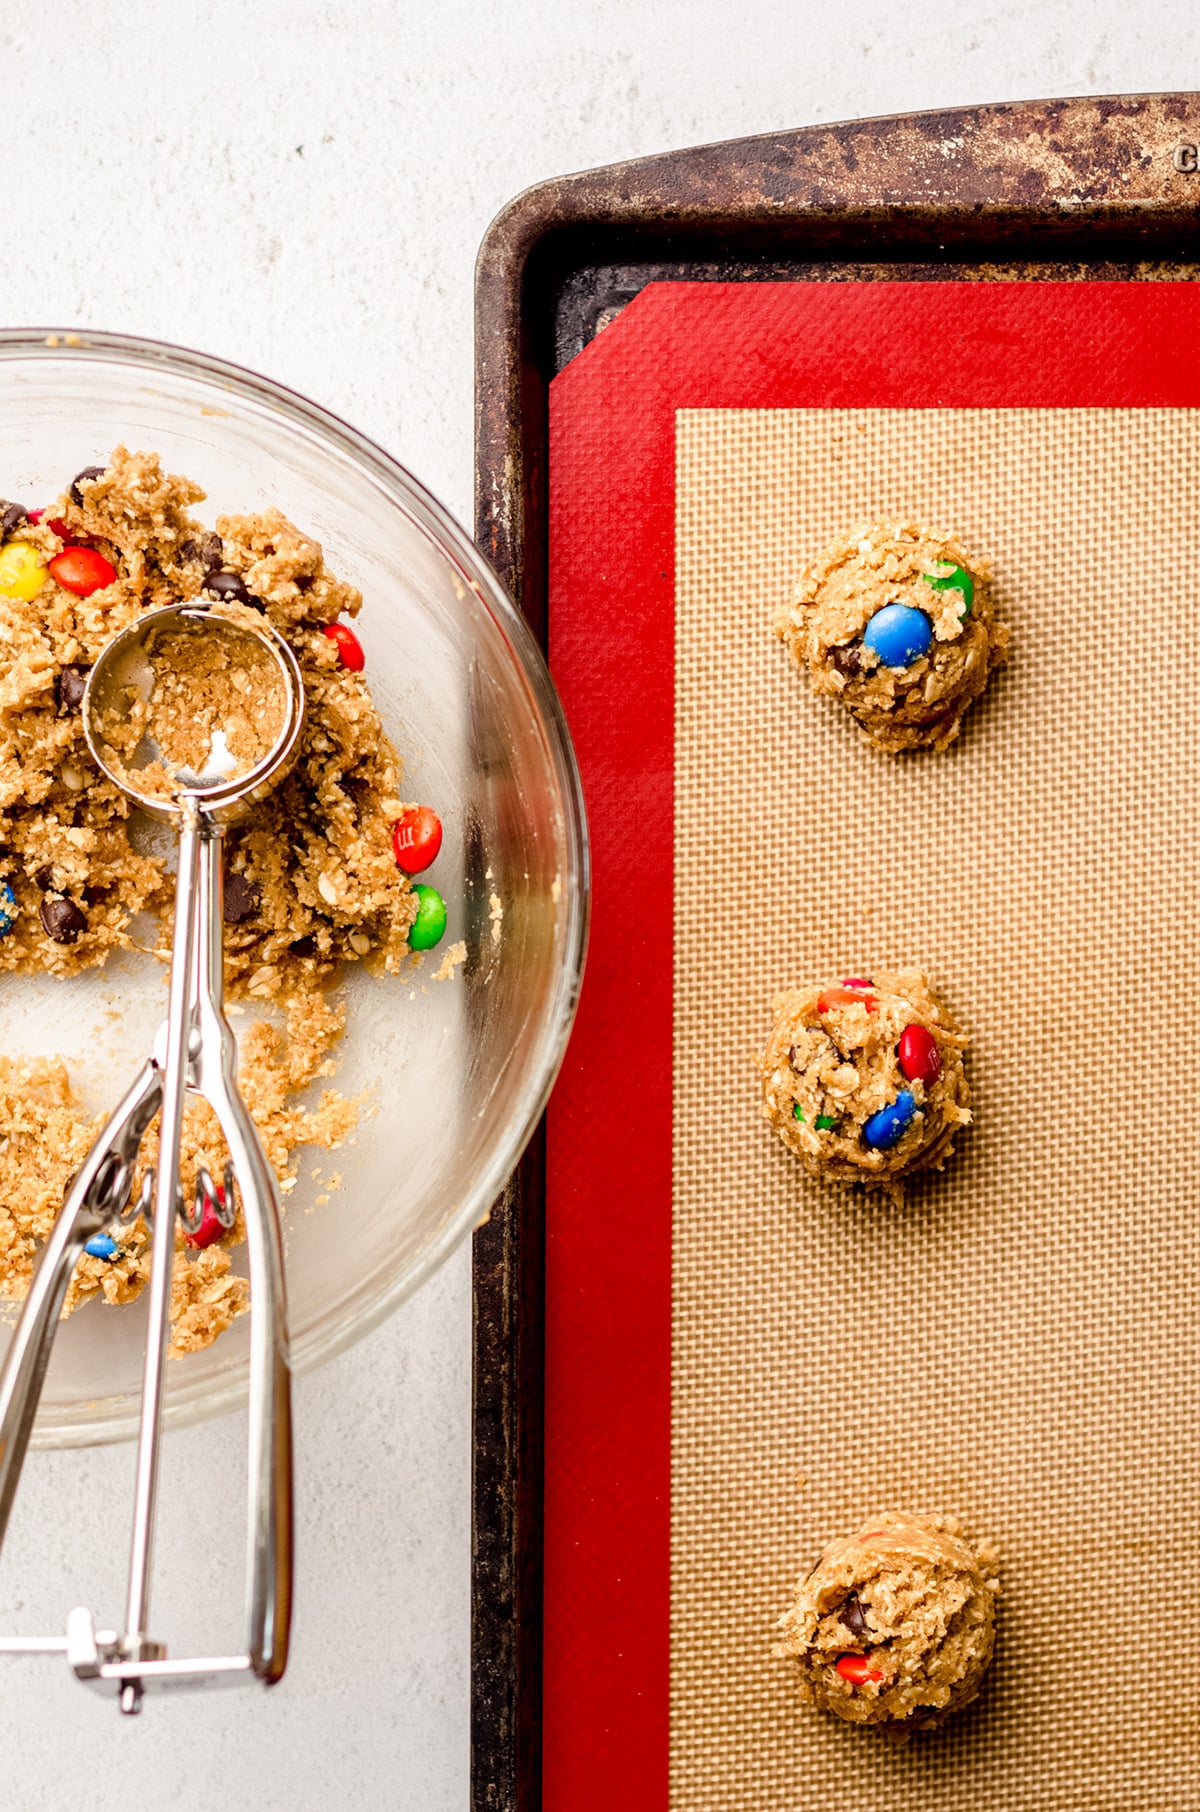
[545,283,1200,1811]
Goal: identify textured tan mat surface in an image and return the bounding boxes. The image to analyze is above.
[673,408,1200,1810]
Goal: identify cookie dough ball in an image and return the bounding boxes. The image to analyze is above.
[758,969,970,1192]
[776,1514,999,1739]
[774,522,1008,752]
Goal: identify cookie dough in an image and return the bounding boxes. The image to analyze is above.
[758,969,970,1193]
[0,447,433,1351]
[95,606,289,799]
[774,522,1009,753]
[0,447,420,987]
[0,997,356,1356]
[776,1513,999,1739]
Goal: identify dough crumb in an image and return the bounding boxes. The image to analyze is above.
[432,938,466,981]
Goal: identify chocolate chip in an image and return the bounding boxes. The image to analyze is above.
[294,573,314,593]
[181,531,225,571]
[223,872,260,925]
[69,465,106,508]
[56,664,89,713]
[1,502,28,537]
[40,896,87,944]
[841,1596,869,1637]
[33,864,53,890]
[832,643,862,677]
[203,570,252,605]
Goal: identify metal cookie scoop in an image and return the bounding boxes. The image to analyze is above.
[0,603,304,1712]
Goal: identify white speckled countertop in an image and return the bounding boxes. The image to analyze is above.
[0,2,1192,1804]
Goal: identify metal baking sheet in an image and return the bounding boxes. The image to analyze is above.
[471,93,1200,1811]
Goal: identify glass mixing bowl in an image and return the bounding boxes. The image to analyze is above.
[0,329,588,1445]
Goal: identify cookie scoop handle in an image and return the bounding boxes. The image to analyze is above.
[0,1058,163,1547]
[188,825,293,1683]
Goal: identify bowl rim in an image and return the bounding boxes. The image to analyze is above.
[0,326,590,1446]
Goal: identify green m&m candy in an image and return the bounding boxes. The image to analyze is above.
[793,1104,837,1131]
[924,562,974,617]
[408,883,447,951]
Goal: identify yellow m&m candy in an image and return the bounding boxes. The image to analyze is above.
[0,543,47,602]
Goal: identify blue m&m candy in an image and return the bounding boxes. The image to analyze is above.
[0,881,17,935]
[863,1090,918,1150]
[863,604,933,669]
[85,1234,119,1261]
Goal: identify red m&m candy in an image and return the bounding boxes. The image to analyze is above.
[323,621,365,671]
[817,984,878,1015]
[835,1654,884,1686]
[897,1023,941,1087]
[187,1198,225,1250]
[28,511,72,538]
[49,546,116,597]
[187,1182,232,1250]
[392,806,443,874]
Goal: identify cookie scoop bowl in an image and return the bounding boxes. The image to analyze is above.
[0,329,588,1446]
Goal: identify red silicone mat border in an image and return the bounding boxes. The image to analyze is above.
[543,279,1200,1809]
